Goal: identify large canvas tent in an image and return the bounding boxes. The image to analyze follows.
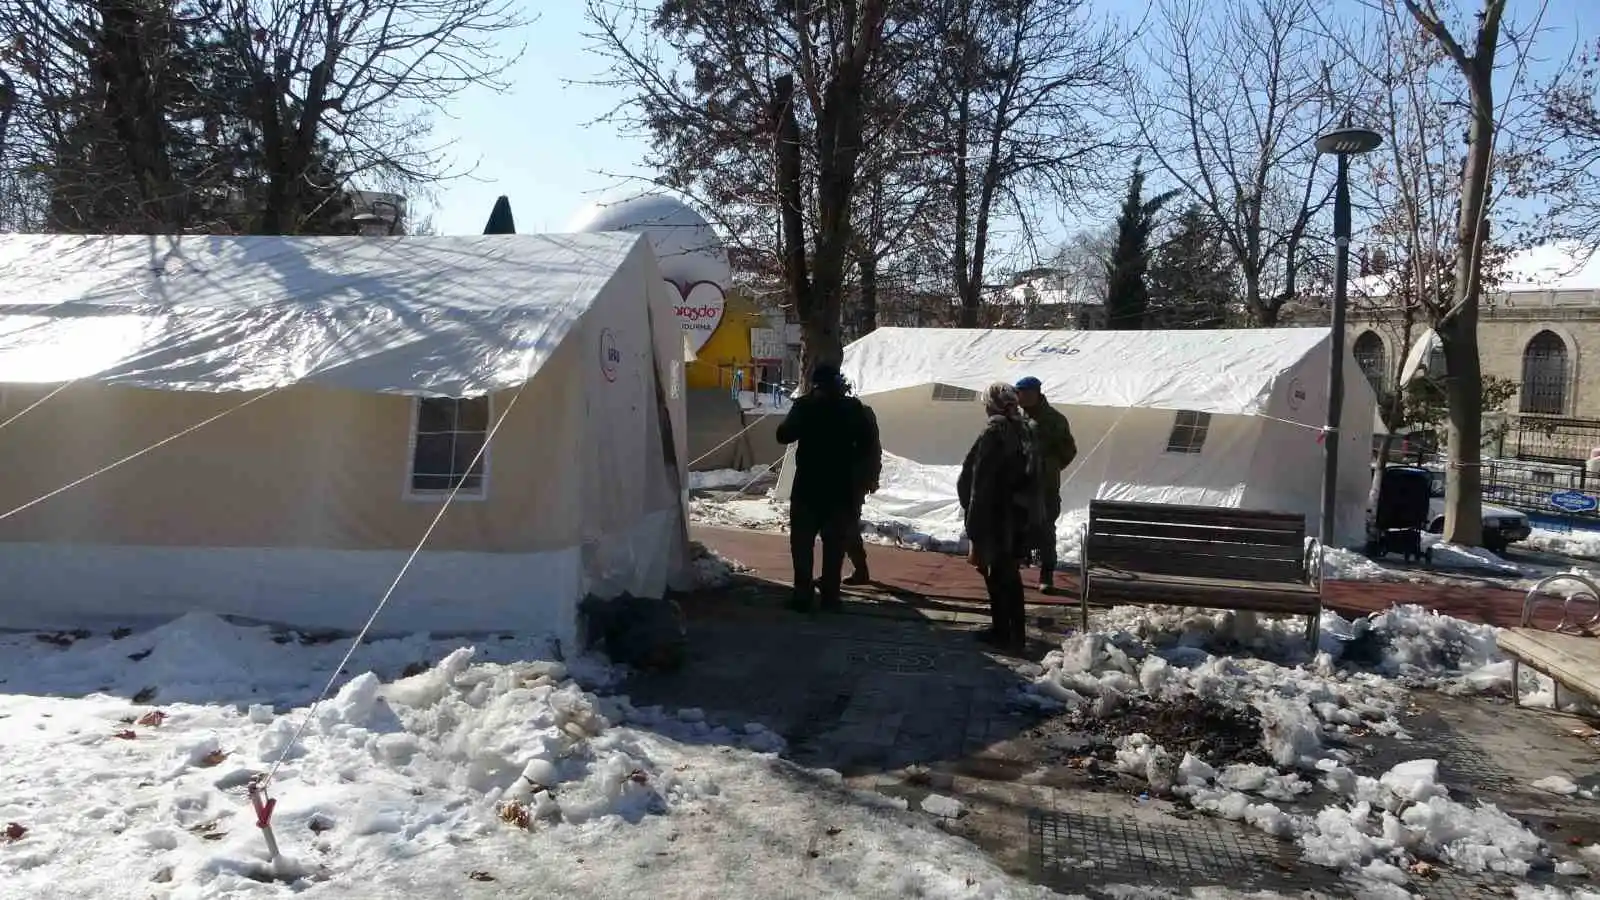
[778,327,1375,547]
[0,233,690,645]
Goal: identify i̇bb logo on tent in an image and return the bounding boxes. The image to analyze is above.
[599,328,620,382]
[669,280,726,353]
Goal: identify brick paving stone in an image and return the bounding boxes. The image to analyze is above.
[695,524,1541,628]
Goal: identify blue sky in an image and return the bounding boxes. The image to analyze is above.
[425,0,1592,251]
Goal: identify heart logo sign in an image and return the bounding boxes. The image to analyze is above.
[671,280,726,353]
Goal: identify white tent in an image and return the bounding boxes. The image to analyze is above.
[777,327,1375,547]
[0,232,691,644]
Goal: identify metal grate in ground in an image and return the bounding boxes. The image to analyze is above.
[1360,711,1521,796]
[1028,808,1332,895]
[845,642,940,673]
[1026,808,1526,898]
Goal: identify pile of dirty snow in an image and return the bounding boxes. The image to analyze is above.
[686,541,750,589]
[688,467,772,492]
[1022,605,1576,885]
[0,614,1055,899]
[1527,527,1600,562]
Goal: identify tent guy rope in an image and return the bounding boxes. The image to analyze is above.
[0,386,289,524]
[687,412,767,469]
[250,380,534,863]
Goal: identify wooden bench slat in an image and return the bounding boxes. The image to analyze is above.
[1086,568,1319,594]
[1081,499,1320,643]
[1091,502,1306,532]
[1088,518,1305,547]
[1088,544,1299,576]
[1087,533,1306,562]
[1498,628,1600,704]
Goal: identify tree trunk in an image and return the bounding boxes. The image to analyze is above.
[856,244,878,339]
[772,73,823,377]
[952,83,977,327]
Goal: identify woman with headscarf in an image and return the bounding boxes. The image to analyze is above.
[956,382,1036,653]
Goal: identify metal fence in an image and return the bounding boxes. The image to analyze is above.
[1500,415,1600,465]
[1480,456,1600,525]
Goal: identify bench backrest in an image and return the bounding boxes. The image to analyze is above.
[1086,500,1309,583]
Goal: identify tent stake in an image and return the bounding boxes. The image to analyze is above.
[248,776,281,862]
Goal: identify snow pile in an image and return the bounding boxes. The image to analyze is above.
[688,467,770,492]
[688,496,788,531]
[0,615,1053,899]
[1526,527,1600,561]
[686,541,749,589]
[1426,541,1523,576]
[1026,606,1567,882]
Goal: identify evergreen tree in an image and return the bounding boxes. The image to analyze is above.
[1147,205,1236,328]
[1103,162,1177,329]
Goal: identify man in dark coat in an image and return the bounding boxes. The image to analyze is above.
[1015,375,1077,592]
[843,403,882,585]
[776,364,875,612]
[957,382,1034,652]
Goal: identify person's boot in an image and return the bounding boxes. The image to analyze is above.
[787,585,816,613]
[818,590,844,612]
[842,569,871,586]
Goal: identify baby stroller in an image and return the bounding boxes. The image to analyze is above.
[1365,465,1430,562]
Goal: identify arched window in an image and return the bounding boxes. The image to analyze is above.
[1520,330,1570,415]
[1353,331,1386,393]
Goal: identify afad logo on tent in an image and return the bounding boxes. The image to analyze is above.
[1004,336,1082,363]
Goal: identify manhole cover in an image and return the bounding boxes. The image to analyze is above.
[847,644,938,673]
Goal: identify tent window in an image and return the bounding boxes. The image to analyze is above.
[409,396,490,497]
[932,383,979,402]
[1165,410,1211,454]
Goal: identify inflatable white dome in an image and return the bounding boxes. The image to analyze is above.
[567,190,732,290]
[569,190,732,354]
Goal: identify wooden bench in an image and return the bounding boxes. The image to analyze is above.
[1079,500,1323,646]
[1501,573,1600,708]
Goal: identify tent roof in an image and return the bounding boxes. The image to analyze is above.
[842,326,1330,416]
[0,232,648,396]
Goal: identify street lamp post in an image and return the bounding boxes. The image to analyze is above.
[1314,124,1383,549]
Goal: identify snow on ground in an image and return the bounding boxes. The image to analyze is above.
[688,453,1600,588]
[0,615,1056,899]
[1022,604,1592,885]
[1529,527,1600,562]
[687,467,774,492]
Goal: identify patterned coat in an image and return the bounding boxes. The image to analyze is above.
[956,414,1033,567]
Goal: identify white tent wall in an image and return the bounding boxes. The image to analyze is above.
[0,232,692,642]
[575,240,692,599]
[1242,336,1376,547]
[774,325,1376,552]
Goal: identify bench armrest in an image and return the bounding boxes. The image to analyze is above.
[1523,573,1600,632]
[1303,538,1323,596]
[1078,521,1090,584]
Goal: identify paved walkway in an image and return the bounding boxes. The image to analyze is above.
[625,549,1600,896]
[695,525,1539,627]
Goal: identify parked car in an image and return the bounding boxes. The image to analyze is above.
[1422,468,1530,554]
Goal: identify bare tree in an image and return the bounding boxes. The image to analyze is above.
[1381,0,1547,546]
[586,0,898,370]
[1129,0,1344,326]
[909,0,1128,326]
[1543,35,1600,253]
[0,0,524,234]
[215,0,525,233]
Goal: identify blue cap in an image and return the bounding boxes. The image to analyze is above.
[1015,376,1042,391]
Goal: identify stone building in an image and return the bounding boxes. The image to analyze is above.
[1332,245,1600,426]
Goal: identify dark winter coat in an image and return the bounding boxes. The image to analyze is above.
[776,391,874,511]
[957,414,1034,567]
[857,405,883,499]
[1023,399,1077,486]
